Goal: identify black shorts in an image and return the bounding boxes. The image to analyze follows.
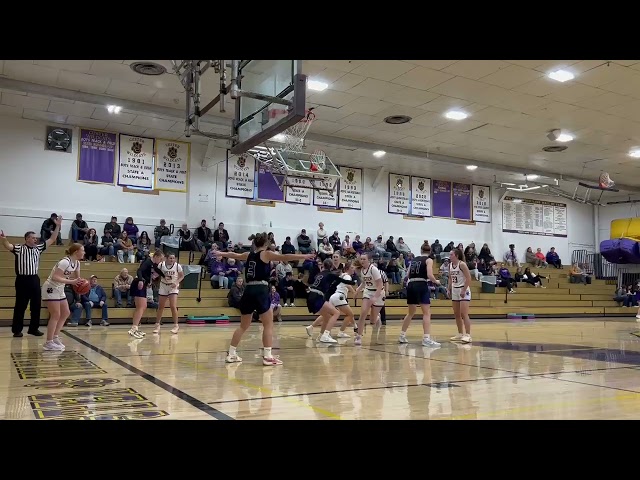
[307,292,326,315]
[406,281,431,305]
[130,278,147,299]
[238,284,271,316]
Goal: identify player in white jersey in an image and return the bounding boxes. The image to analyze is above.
[354,254,384,346]
[305,261,357,339]
[448,248,473,344]
[42,243,85,351]
[153,253,184,335]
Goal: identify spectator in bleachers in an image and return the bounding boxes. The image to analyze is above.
[404,252,415,267]
[276,260,293,282]
[386,258,400,284]
[123,217,139,243]
[525,247,541,267]
[72,213,89,243]
[478,244,495,265]
[456,243,464,252]
[281,237,296,255]
[225,258,240,284]
[270,285,282,321]
[104,216,121,237]
[280,271,295,307]
[213,222,229,249]
[228,277,244,308]
[569,263,588,284]
[439,257,450,284]
[342,235,356,257]
[154,219,170,248]
[41,213,62,245]
[293,272,308,299]
[298,250,316,274]
[267,232,278,251]
[100,229,116,260]
[178,224,198,251]
[374,235,391,259]
[116,232,135,263]
[84,228,100,261]
[209,255,229,289]
[386,236,399,258]
[444,241,455,252]
[613,285,626,306]
[318,238,333,260]
[113,268,133,307]
[504,244,520,266]
[397,253,407,282]
[546,248,562,268]
[316,222,327,248]
[624,285,638,307]
[329,231,341,252]
[498,263,517,293]
[522,267,546,288]
[535,248,548,267]
[136,231,152,261]
[308,257,322,284]
[431,239,442,257]
[363,240,375,257]
[82,275,109,327]
[352,235,364,254]
[297,229,312,254]
[64,284,83,327]
[196,220,212,251]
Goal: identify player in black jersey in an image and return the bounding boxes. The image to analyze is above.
[398,242,441,347]
[307,258,356,344]
[215,232,313,366]
[129,250,165,339]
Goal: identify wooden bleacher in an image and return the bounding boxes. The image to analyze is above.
[0,237,631,327]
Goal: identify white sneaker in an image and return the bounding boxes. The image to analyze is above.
[398,335,408,344]
[450,333,464,341]
[460,334,472,344]
[262,356,283,366]
[153,324,161,334]
[354,335,362,346]
[43,340,63,351]
[171,325,179,334]
[337,331,350,338]
[225,353,243,363]
[422,337,441,347]
[128,328,144,339]
[52,336,65,350]
[305,325,313,337]
[320,332,338,344]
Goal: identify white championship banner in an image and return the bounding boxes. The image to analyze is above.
[154,139,190,192]
[285,177,311,205]
[472,185,491,223]
[410,176,431,217]
[313,177,339,208]
[225,153,256,199]
[118,135,155,188]
[388,173,410,215]
[502,196,567,237]
[338,166,363,210]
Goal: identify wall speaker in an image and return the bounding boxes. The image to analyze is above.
[45,126,73,153]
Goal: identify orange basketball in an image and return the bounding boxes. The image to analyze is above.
[73,278,91,296]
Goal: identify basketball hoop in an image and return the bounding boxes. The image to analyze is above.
[599,172,615,189]
[269,108,315,153]
[299,149,327,173]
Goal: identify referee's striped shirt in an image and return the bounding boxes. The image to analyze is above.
[12,243,46,276]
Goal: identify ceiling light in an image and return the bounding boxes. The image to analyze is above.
[629,149,640,158]
[107,105,122,114]
[308,80,328,92]
[466,165,478,171]
[373,150,386,158]
[271,133,286,142]
[445,110,468,120]
[556,133,573,142]
[512,199,523,203]
[526,174,539,181]
[548,69,575,83]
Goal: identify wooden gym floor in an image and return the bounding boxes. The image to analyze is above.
[1,318,640,420]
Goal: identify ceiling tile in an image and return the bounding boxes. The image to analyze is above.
[480,64,543,89]
[1,92,50,110]
[410,111,451,128]
[0,104,23,117]
[308,119,346,135]
[3,61,59,85]
[137,73,184,92]
[402,60,457,70]
[612,60,640,67]
[400,125,442,139]
[391,66,454,91]
[504,60,547,69]
[544,83,606,103]
[328,73,366,92]
[443,60,510,80]
[106,123,147,136]
[604,100,640,122]
[346,78,400,98]
[91,108,136,125]
[429,77,491,102]
[106,80,157,103]
[34,60,94,73]
[305,60,364,72]
[350,60,415,81]
[0,60,4,75]
[57,70,111,94]
[513,77,566,97]
[331,125,375,141]
[302,66,348,85]
[574,91,631,111]
[530,60,581,74]
[337,112,380,127]
[417,95,471,113]
[373,104,428,121]
[131,115,176,130]
[438,119,488,133]
[576,63,637,88]
[143,128,181,140]
[364,130,409,144]
[150,88,185,108]
[66,116,108,130]
[89,60,143,83]
[22,109,67,124]
[48,101,96,118]
[381,87,440,107]
[338,97,394,116]
[307,90,359,108]
[307,104,352,122]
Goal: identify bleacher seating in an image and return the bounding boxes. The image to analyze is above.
[0,237,631,327]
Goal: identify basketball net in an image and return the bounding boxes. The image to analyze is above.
[599,172,615,189]
[270,109,315,154]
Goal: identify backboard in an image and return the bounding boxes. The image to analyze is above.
[231,60,307,154]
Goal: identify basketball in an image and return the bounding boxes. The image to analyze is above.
[73,278,91,296]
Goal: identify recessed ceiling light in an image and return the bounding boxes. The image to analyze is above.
[629,149,640,158]
[107,105,122,114]
[445,110,468,120]
[556,133,573,142]
[384,115,412,124]
[466,165,478,171]
[308,80,328,92]
[373,150,386,158]
[526,174,539,181]
[548,69,575,83]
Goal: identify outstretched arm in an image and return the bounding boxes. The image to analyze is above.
[0,230,14,252]
[264,250,314,263]
[216,251,249,261]
[45,216,62,248]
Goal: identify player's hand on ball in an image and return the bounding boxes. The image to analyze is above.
[73,278,83,285]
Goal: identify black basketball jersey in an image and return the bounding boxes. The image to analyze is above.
[311,271,356,300]
[408,256,431,279]
[245,251,270,282]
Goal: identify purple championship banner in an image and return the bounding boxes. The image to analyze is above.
[256,165,284,202]
[431,180,452,218]
[77,129,117,184]
[452,182,471,220]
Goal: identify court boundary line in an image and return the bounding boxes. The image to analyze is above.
[61,331,235,421]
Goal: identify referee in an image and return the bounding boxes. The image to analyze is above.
[0,215,61,337]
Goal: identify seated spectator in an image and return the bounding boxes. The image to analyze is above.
[270,285,282,321]
[317,222,327,248]
[228,277,244,308]
[281,237,296,255]
[523,267,546,288]
[209,256,229,289]
[82,275,110,326]
[342,235,356,257]
[154,219,171,248]
[374,236,391,259]
[352,235,364,254]
[136,231,152,261]
[297,229,312,254]
[478,243,495,265]
[396,237,411,255]
[196,220,212,251]
[293,272,309,299]
[624,285,638,307]
[329,231,341,252]
[504,244,519,267]
[123,217,139,244]
[72,213,89,243]
[397,253,407,282]
[64,284,83,327]
[213,222,230,250]
[386,236,399,258]
[280,271,295,307]
[298,251,316,273]
[614,285,626,306]
[84,228,100,261]
[569,263,590,284]
[318,238,334,260]
[525,247,540,266]
[456,243,464,252]
[363,240,376,257]
[100,229,116,260]
[439,258,450,286]
[105,216,121,237]
[498,263,517,293]
[41,213,62,245]
[178,224,197,251]
[308,257,322,284]
[117,232,135,263]
[546,247,562,268]
[443,241,455,252]
[431,239,442,257]
[225,258,240,284]
[535,248,548,267]
[113,268,133,307]
[386,258,400,284]
[276,260,293,282]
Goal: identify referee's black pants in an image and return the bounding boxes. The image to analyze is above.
[13,275,42,334]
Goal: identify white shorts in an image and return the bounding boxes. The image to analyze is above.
[158,282,179,296]
[42,281,65,301]
[329,292,349,307]
[452,286,471,302]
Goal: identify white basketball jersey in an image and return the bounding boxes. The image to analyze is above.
[362,265,381,289]
[46,257,78,288]
[336,274,351,295]
[449,262,465,288]
[160,261,182,284]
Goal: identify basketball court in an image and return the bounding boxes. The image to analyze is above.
[2,319,640,420]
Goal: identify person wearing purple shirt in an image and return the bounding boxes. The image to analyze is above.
[270,285,282,321]
[209,257,228,288]
[498,264,517,293]
[123,217,139,243]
